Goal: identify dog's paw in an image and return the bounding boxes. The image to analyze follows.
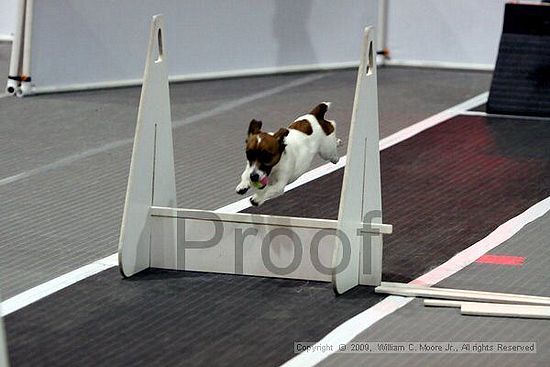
[236,187,249,195]
[336,138,343,147]
[236,183,250,195]
[250,195,263,207]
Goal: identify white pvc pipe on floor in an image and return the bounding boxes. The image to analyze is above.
[5,0,25,95]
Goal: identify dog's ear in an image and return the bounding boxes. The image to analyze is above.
[273,128,289,151]
[248,119,262,135]
[273,128,289,140]
[309,102,330,120]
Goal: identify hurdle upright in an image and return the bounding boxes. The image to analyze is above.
[0,294,9,367]
[118,15,392,294]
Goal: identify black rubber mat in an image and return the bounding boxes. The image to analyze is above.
[5,115,550,367]
[486,3,550,117]
[5,268,382,367]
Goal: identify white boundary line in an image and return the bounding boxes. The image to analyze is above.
[411,195,550,286]
[379,92,488,150]
[1,254,118,317]
[281,195,550,367]
[1,91,487,317]
[461,110,550,122]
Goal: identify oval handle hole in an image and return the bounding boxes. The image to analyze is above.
[155,28,164,63]
[366,41,374,75]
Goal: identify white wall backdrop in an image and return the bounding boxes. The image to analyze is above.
[385,0,507,69]
[0,0,17,40]
[27,0,378,94]
[8,0,512,95]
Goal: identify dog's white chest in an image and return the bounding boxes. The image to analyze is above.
[279,130,319,181]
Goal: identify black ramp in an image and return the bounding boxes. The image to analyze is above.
[487,3,550,117]
[5,115,550,366]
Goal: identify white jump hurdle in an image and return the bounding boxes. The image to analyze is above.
[0,294,9,367]
[118,15,392,294]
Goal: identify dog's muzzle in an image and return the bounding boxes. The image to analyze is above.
[250,172,268,189]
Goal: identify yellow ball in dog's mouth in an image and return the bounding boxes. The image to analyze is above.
[251,176,268,189]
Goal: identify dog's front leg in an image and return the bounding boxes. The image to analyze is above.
[250,181,286,206]
[235,165,251,195]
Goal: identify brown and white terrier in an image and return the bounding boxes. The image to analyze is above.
[236,102,342,206]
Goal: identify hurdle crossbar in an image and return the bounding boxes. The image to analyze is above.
[118,15,392,294]
[151,207,392,234]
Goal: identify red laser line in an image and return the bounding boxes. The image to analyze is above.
[476,255,525,266]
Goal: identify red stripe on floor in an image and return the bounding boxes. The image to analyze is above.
[476,255,525,266]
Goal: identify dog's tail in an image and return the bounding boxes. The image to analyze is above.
[310,102,331,120]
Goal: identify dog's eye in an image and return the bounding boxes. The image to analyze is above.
[259,152,272,162]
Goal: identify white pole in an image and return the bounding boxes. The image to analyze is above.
[376,0,388,64]
[5,0,26,95]
[17,0,33,97]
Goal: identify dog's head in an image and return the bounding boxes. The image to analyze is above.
[244,119,289,189]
